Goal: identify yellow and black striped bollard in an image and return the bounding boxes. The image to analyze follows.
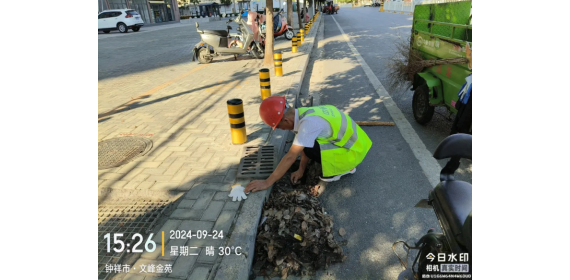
[305,24,309,35]
[259,68,271,100]
[292,36,298,53]
[227,99,247,144]
[296,32,302,47]
[274,51,283,77]
[300,29,304,42]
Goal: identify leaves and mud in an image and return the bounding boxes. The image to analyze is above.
[252,162,348,278]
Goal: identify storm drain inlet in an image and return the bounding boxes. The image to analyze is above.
[97,199,174,280]
[237,145,277,179]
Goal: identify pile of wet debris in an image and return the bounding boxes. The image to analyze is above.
[252,162,348,278]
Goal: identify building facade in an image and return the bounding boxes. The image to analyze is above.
[98,0,180,24]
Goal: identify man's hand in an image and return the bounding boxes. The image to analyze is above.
[291,170,304,184]
[245,180,270,193]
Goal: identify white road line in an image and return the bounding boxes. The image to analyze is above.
[331,15,441,187]
[98,23,185,40]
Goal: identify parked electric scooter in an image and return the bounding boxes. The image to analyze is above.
[191,15,264,64]
[260,10,294,41]
[393,133,472,279]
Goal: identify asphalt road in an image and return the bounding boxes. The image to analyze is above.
[299,6,472,280]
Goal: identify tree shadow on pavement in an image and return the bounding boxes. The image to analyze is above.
[99,68,262,121]
[294,47,471,280]
[98,67,270,192]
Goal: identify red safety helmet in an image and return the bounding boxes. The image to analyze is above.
[259,96,287,130]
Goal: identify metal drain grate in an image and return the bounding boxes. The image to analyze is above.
[98,137,153,170]
[237,146,277,179]
[98,199,174,280]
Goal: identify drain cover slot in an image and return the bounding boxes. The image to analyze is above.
[237,146,277,179]
[98,137,153,170]
[98,199,174,280]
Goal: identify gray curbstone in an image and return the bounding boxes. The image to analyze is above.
[212,15,324,280]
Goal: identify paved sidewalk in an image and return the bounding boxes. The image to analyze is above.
[98,14,322,280]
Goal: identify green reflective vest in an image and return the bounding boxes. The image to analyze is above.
[298,106,372,177]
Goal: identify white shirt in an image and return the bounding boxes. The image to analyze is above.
[292,109,333,148]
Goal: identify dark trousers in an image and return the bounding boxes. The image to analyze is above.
[303,140,321,164]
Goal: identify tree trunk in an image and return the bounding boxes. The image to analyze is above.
[263,0,274,66]
[287,0,293,27]
[296,0,302,31]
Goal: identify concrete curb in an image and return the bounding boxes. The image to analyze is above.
[212,15,324,280]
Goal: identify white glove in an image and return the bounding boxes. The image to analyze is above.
[228,184,248,202]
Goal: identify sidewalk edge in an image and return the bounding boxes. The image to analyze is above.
[212,15,324,280]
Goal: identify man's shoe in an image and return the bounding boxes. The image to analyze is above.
[319,168,356,182]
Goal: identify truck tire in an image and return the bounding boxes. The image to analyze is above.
[412,83,435,125]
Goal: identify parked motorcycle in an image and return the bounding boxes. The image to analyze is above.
[260,11,294,40]
[191,15,264,64]
[393,133,472,279]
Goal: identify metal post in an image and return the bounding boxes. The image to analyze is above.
[292,36,298,53]
[227,99,247,144]
[274,51,283,77]
[259,69,271,100]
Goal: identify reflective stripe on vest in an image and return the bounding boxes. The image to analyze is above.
[298,106,372,176]
[299,106,356,150]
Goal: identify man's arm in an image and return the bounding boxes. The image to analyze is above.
[245,144,305,193]
[298,149,310,173]
[265,144,305,186]
[291,149,310,184]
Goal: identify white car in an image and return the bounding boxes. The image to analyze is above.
[98,9,144,33]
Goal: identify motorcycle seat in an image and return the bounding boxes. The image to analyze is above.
[203,30,228,37]
[432,180,472,247]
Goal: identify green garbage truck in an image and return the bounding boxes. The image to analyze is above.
[409,0,472,126]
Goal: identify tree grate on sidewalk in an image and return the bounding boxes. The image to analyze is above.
[236,145,277,179]
[97,199,175,280]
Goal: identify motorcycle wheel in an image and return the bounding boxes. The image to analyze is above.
[198,48,213,64]
[285,29,294,40]
[251,44,264,59]
[412,83,435,124]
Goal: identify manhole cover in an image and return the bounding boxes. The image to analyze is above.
[98,137,153,170]
[237,146,277,179]
[98,199,175,280]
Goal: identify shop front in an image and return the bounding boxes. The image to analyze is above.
[98,0,179,24]
[197,3,220,18]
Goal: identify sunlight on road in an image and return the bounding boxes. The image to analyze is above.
[343,96,374,115]
[360,233,392,266]
[390,25,413,30]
